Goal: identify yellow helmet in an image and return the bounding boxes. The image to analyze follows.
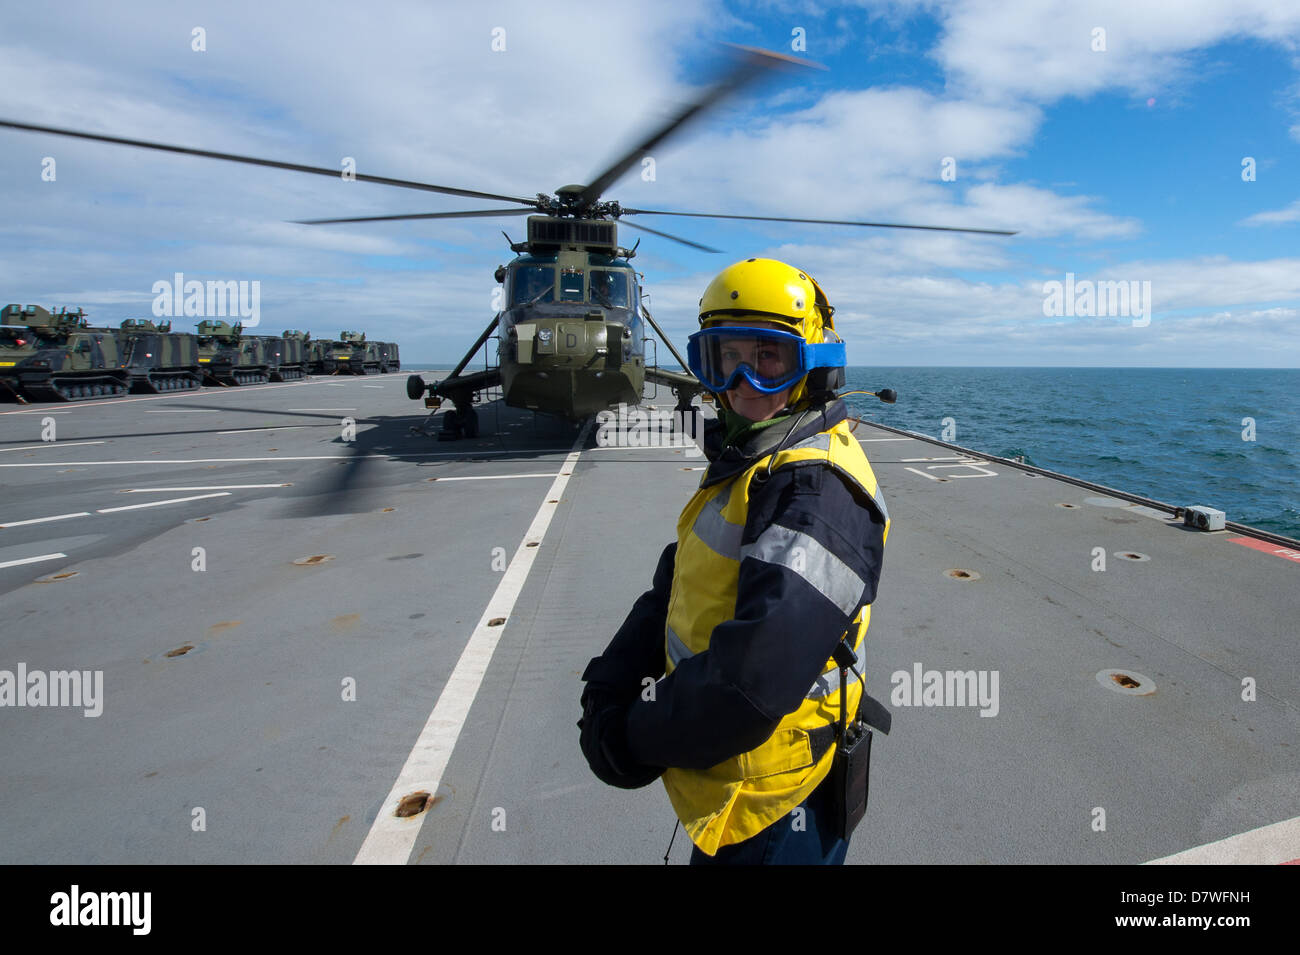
[695,257,842,409]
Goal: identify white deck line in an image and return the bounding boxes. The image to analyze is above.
[1145,815,1300,864]
[0,552,67,570]
[1,441,106,453]
[0,512,90,528]
[353,422,591,865]
[95,492,231,513]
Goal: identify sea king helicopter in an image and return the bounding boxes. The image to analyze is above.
[0,47,1013,440]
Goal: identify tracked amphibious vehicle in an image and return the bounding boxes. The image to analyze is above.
[0,303,130,401]
[195,320,269,386]
[117,318,202,393]
[262,329,310,381]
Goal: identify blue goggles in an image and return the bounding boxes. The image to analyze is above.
[686,326,845,395]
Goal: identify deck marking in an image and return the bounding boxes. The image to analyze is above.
[0,449,576,468]
[1145,815,1300,864]
[0,552,68,570]
[583,445,697,453]
[0,512,90,529]
[144,409,219,413]
[353,422,591,865]
[218,426,305,435]
[121,484,292,492]
[0,380,314,414]
[903,455,997,480]
[1124,504,1176,523]
[95,492,231,513]
[428,473,559,482]
[1228,536,1300,564]
[1,441,106,453]
[287,408,357,411]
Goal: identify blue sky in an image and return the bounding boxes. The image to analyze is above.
[1,0,1298,366]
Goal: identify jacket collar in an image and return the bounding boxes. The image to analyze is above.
[699,398,848,488]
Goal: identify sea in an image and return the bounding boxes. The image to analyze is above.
[841,367,1300,541]
[402,364,1300,541]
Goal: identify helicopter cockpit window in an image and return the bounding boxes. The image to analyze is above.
[559,268,584,302]
[588,270,630,308]
[512,266,555,305]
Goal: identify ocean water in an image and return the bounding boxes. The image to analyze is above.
[401,364,1299,540]
[841,367,1300,541]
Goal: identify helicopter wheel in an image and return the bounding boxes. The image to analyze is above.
[438,409,463,441]
[461,408,479,439]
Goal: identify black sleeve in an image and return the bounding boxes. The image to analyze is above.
[580,542,675,701]
[624,464,886,769]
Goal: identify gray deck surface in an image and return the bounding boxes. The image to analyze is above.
[1,377,1296,864]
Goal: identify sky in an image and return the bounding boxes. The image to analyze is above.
[1,0,1298,367]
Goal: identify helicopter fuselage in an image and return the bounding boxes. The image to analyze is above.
[494,246,647,418]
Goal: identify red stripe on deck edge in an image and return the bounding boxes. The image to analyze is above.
[1228,537,1300,563]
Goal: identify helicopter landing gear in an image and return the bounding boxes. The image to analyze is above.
[437,405,479,441]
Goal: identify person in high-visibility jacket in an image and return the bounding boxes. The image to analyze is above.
[579,258,889,864]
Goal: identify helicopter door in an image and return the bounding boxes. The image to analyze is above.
[641,337,659,399]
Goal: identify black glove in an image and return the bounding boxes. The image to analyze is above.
[578,693,663,790]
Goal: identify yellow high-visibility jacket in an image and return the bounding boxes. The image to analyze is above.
[607,400,889,855]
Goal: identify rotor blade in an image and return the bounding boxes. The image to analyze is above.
[618,218,722,253]
[294,207,537,225]
[622,208,1017,236]
[577,46,819,209]
[0,118,537,205]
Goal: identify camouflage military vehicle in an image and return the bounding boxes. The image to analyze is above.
[355,336,386,375]
[363,339,399,373]
[315,330,367,374]
[254,329,310,381]
[0,304,130,402]
[195,320,268,386]
[118,318,201,393]
[302,334,326,374]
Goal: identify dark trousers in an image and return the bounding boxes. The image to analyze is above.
[689,774,848,865]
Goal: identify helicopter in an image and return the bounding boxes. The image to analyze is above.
[0,47,1013,440]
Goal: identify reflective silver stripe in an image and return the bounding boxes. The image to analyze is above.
[740,524,866,616]
[773,431,889,525]
[666,625,692,667]
[873,487,889,524]
[834,468,888,525]
[692,491,742,560]
[789,432,832,453]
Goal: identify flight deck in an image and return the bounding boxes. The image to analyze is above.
[1,376,1296,864]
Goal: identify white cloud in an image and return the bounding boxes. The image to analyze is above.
[1240,199,1300,225]
[1,0,1297,366]
[925,0,1300,103]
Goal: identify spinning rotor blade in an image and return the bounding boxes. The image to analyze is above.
[618,218,722,253]
[622,207,1018,237]
[295,207,537,225]
[0,119,536,205]
[576,46,818,210]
